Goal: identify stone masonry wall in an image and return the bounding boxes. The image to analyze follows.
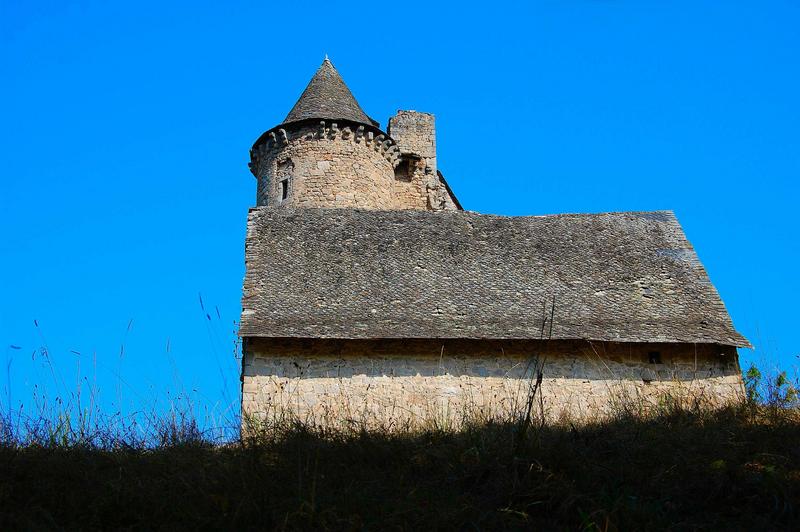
[391,157,429,210]
[387,111,457,211]
[252,123,397,209]
[388,111,437,170]
[250,114,459,211]
[241,339,743,429]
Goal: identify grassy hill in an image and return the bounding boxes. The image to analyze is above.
[1,401,799,530]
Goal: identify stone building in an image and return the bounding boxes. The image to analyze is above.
[240,58,750,428]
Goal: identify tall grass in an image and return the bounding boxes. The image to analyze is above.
[2,395,799,529]
[2,299,242,449]
[2,315,799,528]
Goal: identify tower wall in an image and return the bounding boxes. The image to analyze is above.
[388,111,437,171]
[387,111,459,211]
[251,122,398,209]
[388,111,437,210]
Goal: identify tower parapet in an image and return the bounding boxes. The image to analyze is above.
[250,119,400,209]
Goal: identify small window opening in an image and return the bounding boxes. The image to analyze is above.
[648,351,662,364]
[394,159,412,181]
[394,156,419,182]
[276,158,293,204]
[280,179,289,201]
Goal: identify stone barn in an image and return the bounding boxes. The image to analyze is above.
[239,58,750,428]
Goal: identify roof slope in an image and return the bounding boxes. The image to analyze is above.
[282,58,377,128]
[240,208,749,347]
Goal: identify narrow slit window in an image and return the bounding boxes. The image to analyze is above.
[280,179,289,201]
[276,159,293,204]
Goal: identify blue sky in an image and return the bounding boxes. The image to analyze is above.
[2,1,798,423]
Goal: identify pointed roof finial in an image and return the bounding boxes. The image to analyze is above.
[281,57,378,128]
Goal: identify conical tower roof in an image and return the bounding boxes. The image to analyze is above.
[281,58,378,128]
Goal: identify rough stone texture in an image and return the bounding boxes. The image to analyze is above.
[389,111,436,210]
[388,111,437,167]
[388,111,459,211]
[253,123,397,209]
[242,339,743,427]
[251,117,460,211]
[435,171,460,211]
[241,208,750,347]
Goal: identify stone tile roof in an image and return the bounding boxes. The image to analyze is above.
[281,58,379,128]
[240,208,750,347]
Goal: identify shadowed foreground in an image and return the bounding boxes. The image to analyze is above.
[1,406,799,530]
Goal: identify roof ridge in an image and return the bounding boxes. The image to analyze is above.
[249,207,677,220]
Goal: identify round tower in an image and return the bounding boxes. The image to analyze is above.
[249,58,401,209]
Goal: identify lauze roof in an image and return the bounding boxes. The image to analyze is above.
[240,208,749,347]
[280,58,378,128]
